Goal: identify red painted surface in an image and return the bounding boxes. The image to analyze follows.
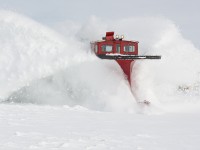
[105,32,114,40]
[117,60,134,85]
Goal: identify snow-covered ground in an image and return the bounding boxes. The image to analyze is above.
[1,10,200,149]
[1,104,200,150]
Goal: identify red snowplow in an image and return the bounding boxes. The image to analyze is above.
[91,32,161,84]
[90,32,161,104]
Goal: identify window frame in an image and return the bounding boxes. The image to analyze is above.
[101,45,113,52]
[95,44,98,53]
[123,45,135,53]
[116,44,120,53]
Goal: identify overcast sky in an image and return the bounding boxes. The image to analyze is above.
[0,0,199,48]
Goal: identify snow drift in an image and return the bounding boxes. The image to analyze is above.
[1,10,200,113]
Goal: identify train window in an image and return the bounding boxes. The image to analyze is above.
[102,45,113,52]
[124,45,135,52]
[116,44,120,53]
[95,45,98,53]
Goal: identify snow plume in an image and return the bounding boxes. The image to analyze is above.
[0,10,84,99]
[7,60,136,112]
[132,21,200,113]
[55,16,200,113]
[0,10,137,112]
[1,10,200,113]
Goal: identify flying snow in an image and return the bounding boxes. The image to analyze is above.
[0,10,200,113]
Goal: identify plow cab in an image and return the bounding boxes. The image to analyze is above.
[92,32,139,56]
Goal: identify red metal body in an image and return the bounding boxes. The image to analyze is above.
[117,59,133,84]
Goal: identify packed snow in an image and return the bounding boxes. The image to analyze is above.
[1,104,200,150]
[0,10,200,149]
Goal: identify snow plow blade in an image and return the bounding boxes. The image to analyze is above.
[97,54,161,60]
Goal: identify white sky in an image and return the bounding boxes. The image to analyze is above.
[0,0,199,48]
